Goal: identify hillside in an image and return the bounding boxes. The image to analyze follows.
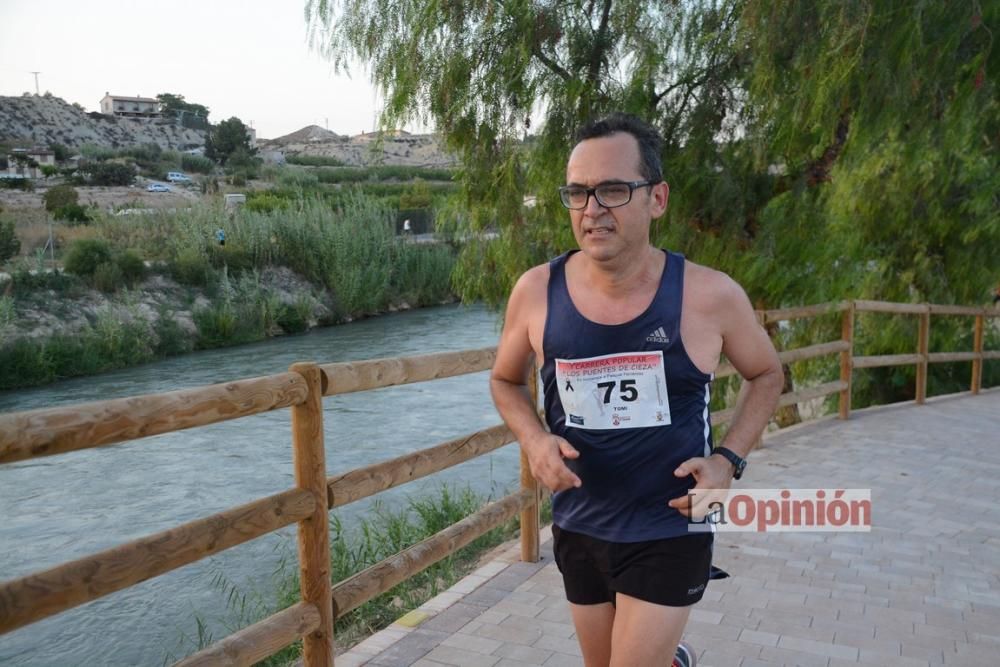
[0,95,206,151]
[0,95,454,166]
[262,126,454,167]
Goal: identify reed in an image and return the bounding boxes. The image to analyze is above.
[168,486,553,666]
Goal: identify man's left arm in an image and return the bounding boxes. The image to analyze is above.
[669,277,782,516]
[712,279,784,462]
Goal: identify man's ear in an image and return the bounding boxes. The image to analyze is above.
[651,181,670,216]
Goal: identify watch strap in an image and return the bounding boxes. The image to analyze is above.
[713,446,746,480]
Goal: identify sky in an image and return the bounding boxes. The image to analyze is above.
[0,0,403,140]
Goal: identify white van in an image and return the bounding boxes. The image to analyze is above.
[166,171,191,183]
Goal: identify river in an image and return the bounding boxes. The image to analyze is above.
[0,304,512,666]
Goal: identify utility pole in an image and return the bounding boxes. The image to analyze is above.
[30,71,41,95]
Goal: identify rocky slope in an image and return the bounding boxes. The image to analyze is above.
[261,125,454,167]
[0,95,206,150]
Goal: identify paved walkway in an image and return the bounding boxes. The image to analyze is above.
[336,391,1000,667]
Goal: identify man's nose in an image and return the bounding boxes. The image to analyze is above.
[583,191,607,217]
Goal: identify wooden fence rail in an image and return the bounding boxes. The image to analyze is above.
[0,301,997,665]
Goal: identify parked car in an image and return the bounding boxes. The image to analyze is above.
[147,183,171,192]
[166,171,191,183]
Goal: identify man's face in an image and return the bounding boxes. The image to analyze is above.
[564,132,668,263]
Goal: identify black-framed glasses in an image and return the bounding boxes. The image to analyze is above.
[558,180,655,210]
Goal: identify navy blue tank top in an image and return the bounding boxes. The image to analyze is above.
[541,250,714,542]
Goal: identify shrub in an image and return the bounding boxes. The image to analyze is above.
[48,142,72,162]
[209,244,255,274]
[285,154,345,167]
[171,248,215,287]
[193,302,264,348]
[116,249,146,285]
[9,265,84,295]
[399,179,433,208]
[93,261,125,293]
[64,238,113,277]
[181,154,214,174]
[0,177,34,191]
[84,161,134,186]
[153,312,194,356]
[80,143,116,161]
[312,165,456,184]
[44,185,79,213]
[54,203,92,224]
[244,192,289,213]
[0,219,20,263]
[276,295,314,334]
[276,169,320,189]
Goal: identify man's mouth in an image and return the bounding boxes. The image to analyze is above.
[586,227,613,236]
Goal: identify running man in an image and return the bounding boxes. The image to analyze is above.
[490,113,783,667]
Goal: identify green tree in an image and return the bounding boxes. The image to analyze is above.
[156,93,210,121]
[48,142,71,162]
[43,185,79,213]
[308,0,998,309]
[0,219,19,263]
[307,0,769,304]
[64,239,113,278]
[205,117,257,166]
[83,162,135,186]
[310,0,1000,404]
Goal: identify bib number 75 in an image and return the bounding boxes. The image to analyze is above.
[597,379,638,403]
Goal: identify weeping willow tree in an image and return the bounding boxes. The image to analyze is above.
[308,0,999,403]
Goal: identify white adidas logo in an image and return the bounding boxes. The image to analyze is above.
[646,326,669,344]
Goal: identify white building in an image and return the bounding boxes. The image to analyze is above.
[5,148,56,179]
[100,93,161,118]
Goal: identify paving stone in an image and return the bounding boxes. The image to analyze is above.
[347,393,1000,667]
[757,644,831,667]
[441,631,503,655]
[540,653,582,667]
[421,603,485,633]
[423,644,501,667]
[366,629,450,667]
[492,642,555,664]
[532,634,582,657]
[778,634,859,661]
[495,659,542,667]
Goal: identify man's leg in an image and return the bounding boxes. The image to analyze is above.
[568,602,616,667]
[609,593,692,667]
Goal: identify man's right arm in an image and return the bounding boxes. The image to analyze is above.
[490,268,581,492]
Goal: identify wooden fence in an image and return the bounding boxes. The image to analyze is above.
[0,300,996,666]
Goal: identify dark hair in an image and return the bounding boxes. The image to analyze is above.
[575,113,664,183]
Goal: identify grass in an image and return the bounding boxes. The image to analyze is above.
[91,193,455,318]
[1,190,457,389]
[168,486,553,666]
[310,166,456,183]
[0,304,158,388]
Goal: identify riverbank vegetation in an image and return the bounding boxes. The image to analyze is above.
[0,191,455,390]
[169,485,552,666]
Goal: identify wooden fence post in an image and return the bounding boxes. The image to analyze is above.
[916,308,930,405]
[520,362,541,563]
[972,313,984,395]
[290,363,334,667]
[839,302,855,419]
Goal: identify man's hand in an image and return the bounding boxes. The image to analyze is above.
[523,433,582,492]
[667,454,735,519]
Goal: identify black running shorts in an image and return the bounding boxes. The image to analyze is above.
[552,524,713,607]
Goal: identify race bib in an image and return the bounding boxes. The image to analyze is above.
[555,351,670,430]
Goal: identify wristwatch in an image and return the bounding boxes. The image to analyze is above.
[713,446,747,480]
